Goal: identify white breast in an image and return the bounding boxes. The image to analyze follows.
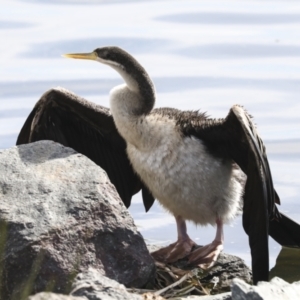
[126,114,243,226]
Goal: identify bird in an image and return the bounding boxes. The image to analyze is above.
[17,46,300,284]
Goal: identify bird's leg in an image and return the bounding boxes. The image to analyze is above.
[151,215,196,263]
[187,218,224,269]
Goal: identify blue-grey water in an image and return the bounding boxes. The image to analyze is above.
[1,0,300,271]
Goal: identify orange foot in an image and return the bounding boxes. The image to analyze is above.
[151,237,196,263]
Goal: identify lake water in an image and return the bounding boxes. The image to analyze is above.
[1,0,300,271]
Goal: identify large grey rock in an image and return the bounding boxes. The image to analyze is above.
[70,267,142,299]
[0,141,155,299]
[28,292,85,300]
[231,277,300,299]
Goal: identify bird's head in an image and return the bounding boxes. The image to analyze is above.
[63,46,139,72]
[63,46,155,114]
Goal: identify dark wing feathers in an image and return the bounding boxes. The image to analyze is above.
[223,108,300,249]
[16,88,155,210]
[16,104,40,145]
[269,212,300,247]
[142,185,155,212]
[181,104,300,284]
[229,106,279,219]
[229,106,271,284]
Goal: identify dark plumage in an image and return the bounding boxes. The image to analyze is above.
[17,46,300,284]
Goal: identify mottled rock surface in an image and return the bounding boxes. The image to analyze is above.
[0,141,155,299]
[232,277,300,299]
[70,267,142,299]
[200,252,252,293]
[174,277,300,299]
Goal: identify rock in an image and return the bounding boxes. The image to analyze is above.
[200,252,252,293]
[231,277,300,299]
[0,141,155,299]
[70,267,143,299]
[177,293,231,299]
[28,292,85,300]
[171,277,300,299]
[164,251,251,295]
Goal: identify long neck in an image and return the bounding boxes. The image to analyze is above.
[106,54,156,116]
[107,56,156,147]
[110,84,148,147]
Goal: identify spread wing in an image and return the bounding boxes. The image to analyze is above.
[16,87,155,211]
[182,104,300,284]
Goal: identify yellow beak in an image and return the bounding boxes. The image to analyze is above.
[62,51,98,61]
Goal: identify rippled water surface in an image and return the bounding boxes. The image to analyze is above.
[1,0,300,272]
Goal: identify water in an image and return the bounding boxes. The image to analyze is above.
[1,0,300,271]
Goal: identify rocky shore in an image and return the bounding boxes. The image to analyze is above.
[0,141,299,299]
